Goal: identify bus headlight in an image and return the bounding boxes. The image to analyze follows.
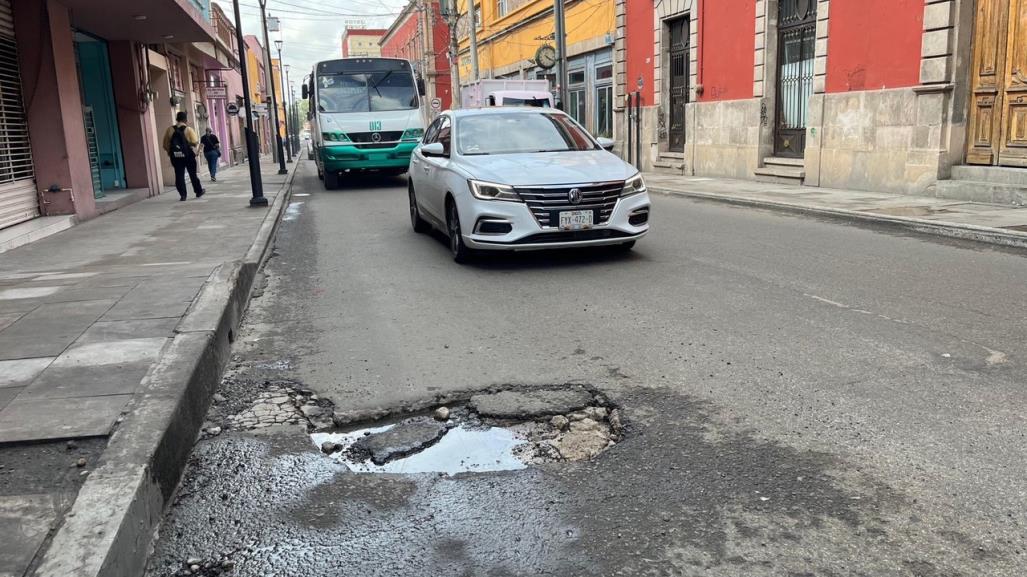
[402,128,424,141]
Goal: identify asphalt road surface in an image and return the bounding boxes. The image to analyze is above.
[146,159,1026,577]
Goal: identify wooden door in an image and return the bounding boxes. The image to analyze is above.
[668,17,689,152]
[968,0,1027,166]
[999,0,1027,165]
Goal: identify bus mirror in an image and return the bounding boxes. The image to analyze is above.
[302,83,309,100]
[417,77,426,96]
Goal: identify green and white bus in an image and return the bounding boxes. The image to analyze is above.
[303,58,426,189]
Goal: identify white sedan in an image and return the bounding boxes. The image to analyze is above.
[407,107,651,262]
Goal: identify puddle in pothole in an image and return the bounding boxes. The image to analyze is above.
[309,387,623,475]
[311,424,526,474]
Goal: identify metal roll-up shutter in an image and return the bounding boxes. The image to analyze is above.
[0,0,37,230]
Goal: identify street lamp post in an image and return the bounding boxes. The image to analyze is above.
[257,0,288,175]
[275,40,293,163]
[231,0,266,206]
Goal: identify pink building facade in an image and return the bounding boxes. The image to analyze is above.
[0,0,241,235]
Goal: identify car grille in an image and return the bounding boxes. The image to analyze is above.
[514,182,624,228]
[348,131,403,143]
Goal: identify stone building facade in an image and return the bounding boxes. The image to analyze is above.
[616,0,1027,202]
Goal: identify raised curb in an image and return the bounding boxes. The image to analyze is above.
[32,166,299,577]
[649,186,1027,251]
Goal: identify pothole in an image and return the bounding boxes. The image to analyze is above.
[310,386,623,475]
[222,384,334,432]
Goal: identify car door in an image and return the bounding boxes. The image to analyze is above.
[419,115,452,222]
[411,117,441,220]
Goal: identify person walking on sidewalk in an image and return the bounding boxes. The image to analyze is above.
[200,128,221,182]
[162,111,205,201]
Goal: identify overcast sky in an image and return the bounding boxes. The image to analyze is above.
[213,0,409,89]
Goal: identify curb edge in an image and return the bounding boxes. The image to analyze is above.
[649,186,1027,250]
[32,166,299,577]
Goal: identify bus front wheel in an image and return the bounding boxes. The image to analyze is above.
[324,170,340,190]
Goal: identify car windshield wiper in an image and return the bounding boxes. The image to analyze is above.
[462,151,491,156]
[534,149,572,153]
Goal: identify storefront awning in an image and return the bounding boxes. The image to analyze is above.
[64,0,215,43]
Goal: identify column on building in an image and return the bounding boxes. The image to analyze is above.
[13,0,95,219]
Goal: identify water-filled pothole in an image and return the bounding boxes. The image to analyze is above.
[312,423,526,474]
[311,386,622,475]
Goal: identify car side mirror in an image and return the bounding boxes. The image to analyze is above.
[596,137,615,151]
[421,142,446,157]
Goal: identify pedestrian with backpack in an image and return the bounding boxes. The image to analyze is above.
[162,111,205,201]
[200,127,221,182]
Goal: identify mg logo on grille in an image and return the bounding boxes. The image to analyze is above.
[568,188,583,204]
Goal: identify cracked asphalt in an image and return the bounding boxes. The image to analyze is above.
[145,160,1027,576]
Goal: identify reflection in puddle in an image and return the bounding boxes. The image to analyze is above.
[311,424,527,475]
[284,201,304,221]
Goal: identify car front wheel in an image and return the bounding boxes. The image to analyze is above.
[447,201,473,263]
[409,185,430,233]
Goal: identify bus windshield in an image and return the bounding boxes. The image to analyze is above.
[317,71,418,113]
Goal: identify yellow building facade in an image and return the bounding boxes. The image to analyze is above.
[456,0,616,136]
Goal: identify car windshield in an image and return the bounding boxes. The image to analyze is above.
[316,71,418,113]
[457,113,597,155]
[500,97,551,107]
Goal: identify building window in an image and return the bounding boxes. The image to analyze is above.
[497,0,508,17]
[569,89,586,126]
[595,84,612,137]
[168,54,184,92]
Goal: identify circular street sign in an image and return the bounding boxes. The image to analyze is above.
[226,102,240,116]
[430,97,442,111]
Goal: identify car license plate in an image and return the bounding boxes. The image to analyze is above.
[559,210,593,230]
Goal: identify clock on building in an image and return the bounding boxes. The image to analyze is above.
[535,44,557,70]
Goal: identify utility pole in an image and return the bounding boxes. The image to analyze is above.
[447,0,461,108]
[284,65,296,151]
[469,2,479,81]
[231,0,266,206]
[258,2,288,175]
[553,0,568,109]
[276,42,293,163]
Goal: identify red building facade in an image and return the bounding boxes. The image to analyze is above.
[616,0,1025,200]
[380,0,452,112]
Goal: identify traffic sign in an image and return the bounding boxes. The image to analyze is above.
[430,97,442,111]
[226,102,240,116]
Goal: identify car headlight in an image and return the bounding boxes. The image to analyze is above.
[469,180,522,202]
[622,173,647,197]
[402,128,424,141]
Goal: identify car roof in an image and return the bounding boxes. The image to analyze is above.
[445,107,566,118]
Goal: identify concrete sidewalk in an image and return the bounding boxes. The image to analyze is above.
[645,173,1027,249]
[0,160,294,577]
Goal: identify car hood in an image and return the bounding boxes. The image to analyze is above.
[459,150,636,186]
